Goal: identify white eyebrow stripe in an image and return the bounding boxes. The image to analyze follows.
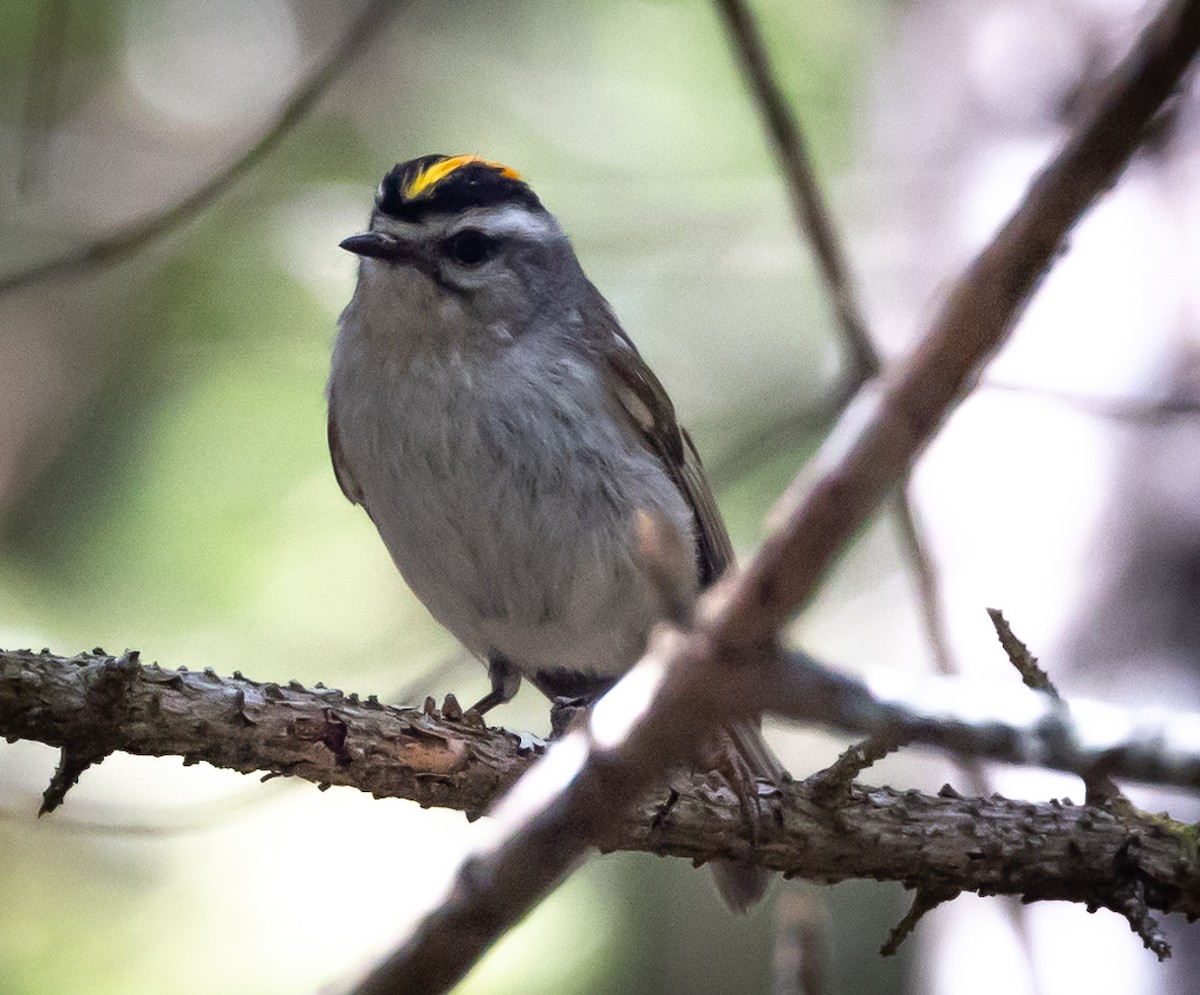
[453,204,558,241]
[370,204,559,243]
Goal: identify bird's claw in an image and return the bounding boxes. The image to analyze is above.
[549,695,589,739]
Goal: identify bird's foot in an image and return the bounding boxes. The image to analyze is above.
[703,731,784,844]
[548,695,590,739]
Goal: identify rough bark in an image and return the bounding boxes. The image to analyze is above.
[4,647,1199,931]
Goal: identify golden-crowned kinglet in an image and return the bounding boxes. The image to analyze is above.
[329,154,780,909]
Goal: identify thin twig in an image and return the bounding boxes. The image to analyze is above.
[893,494,959,677]
[987,608,1125,806]
[713,0,876,383]
[984,378,1200,423]
[880,886,959,957]
[19,0,72,196]
[0,0,397,295]
[987,608,1059,696]
[1111,877,1171,961]
[806,733,901,805]
[713,0,962,725]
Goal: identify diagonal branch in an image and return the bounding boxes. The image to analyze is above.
[716,0,1200,644]
[713,0,960,688]
[0,0,397,296]
[349,5,1200,991]
[715,0,1051,966]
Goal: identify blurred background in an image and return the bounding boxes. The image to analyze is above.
[1,0,1199,992]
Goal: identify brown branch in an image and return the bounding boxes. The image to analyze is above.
[615,780,1199,935]
[706,13,1177,970]
[714,0,963,736]
[5,648,1200,938]
[718,0,1200,645]
[987,608,1125,808]
[713,0,975,746]
[349,6,1200,990]
[0,0,396,295]
[0,648,533,819]
[10,646,1200,810]
[1,648,473,836]
[880,886,959,957]
[987,608,1060,697]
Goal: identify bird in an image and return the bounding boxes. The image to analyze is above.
[328,154,780,909]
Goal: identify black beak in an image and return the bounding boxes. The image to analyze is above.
[339,232,416,262]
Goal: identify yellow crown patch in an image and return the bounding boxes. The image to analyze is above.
[404,155,523,201]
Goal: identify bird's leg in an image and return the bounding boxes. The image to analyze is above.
[547,697,589,738]
[527,670,616,738]
[703,725,787,845]
[468,654,521,716]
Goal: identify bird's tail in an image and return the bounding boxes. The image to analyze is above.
[711,859,771,912]
[709,719,786,912]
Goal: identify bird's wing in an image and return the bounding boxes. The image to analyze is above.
[584,288,788,878]
[327,401,366,508]
[586,289,734,587]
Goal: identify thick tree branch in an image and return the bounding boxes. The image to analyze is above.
[10,646,1200,807]
[5,647,1200,940]
[0,649,534,817]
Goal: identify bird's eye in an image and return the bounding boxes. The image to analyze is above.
[441,229,497,266]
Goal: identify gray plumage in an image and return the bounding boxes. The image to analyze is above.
[331,230,694,680]
[329,157,778,909]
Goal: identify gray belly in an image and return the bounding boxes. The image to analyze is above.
[346,350,696,676]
